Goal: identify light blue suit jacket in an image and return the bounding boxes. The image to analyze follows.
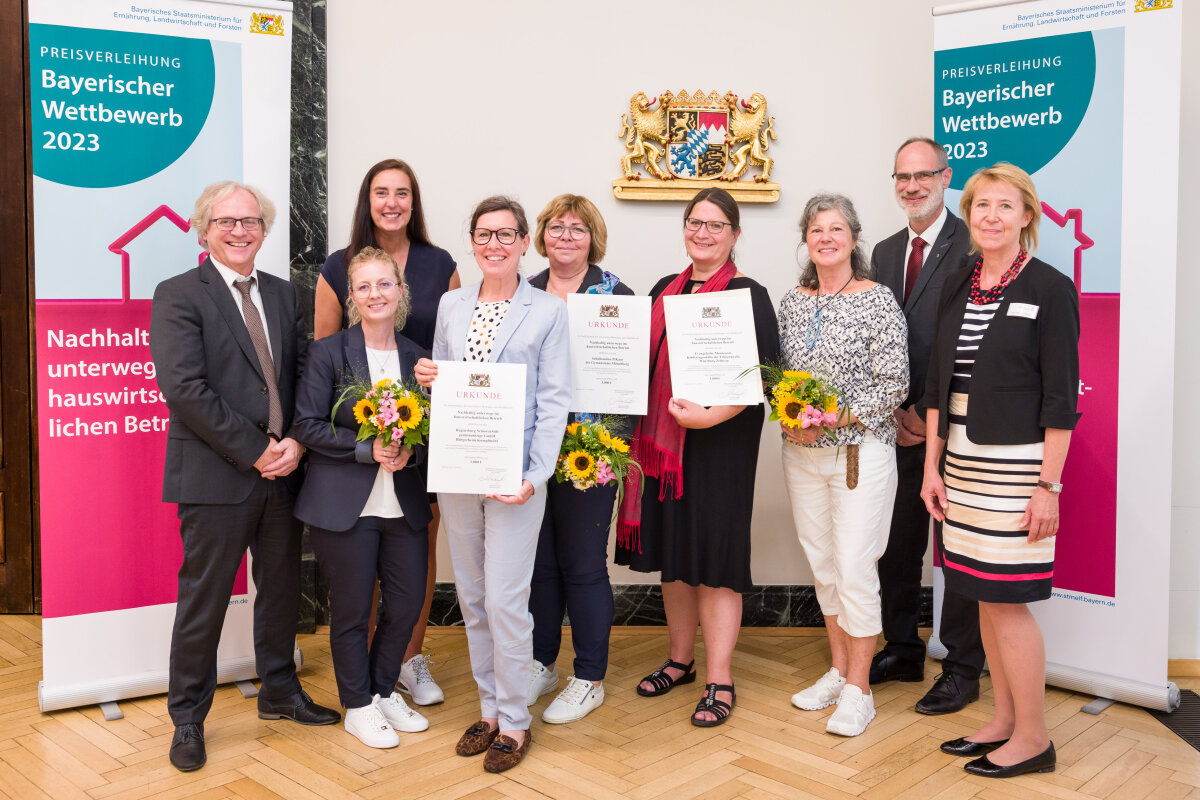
[432,278,571,487]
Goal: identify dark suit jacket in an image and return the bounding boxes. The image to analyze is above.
[150,258,308,504]
[871,210,972,411]
[922,257,1081,445]
[290,325,434,532]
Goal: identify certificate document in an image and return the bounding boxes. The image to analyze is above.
[426,360,527,495]
[663,288,763,407]
[566,293,651,415]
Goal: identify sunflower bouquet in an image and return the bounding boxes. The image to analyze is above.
[760,364,847,441]
[555,419,637,494]
[333,376,430,447]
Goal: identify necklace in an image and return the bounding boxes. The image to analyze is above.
[366,344,398,378]
[970,249,1027,305]
[805,274,854,350]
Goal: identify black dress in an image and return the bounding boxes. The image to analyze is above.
[615,275,779,592]
[320,241,457,350]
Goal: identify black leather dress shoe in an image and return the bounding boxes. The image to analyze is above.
[169,723,206,772]
[916,672,980,715]
[868,651,924,684]
[257,689,341,725]
[941,736,1008,756]
[965,743,1055,777]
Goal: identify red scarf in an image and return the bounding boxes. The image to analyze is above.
[617,260,737,553]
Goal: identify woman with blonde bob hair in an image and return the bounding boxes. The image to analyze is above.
[922,162,1079,778]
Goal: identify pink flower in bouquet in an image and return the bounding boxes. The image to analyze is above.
[595,459,615,485]
[391,427,403,442]
[801,404,825,428]
[823,411,839,427]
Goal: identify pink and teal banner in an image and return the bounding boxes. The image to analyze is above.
[933,0,1181,709]
[33,0,294,713]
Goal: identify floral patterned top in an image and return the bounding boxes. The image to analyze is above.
[778,283,909,447]
[464,299,511,363]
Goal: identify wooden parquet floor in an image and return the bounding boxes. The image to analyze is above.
[0,616,1197,799]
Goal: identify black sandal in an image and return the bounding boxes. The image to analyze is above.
[636,658,697,697]
[691,683,735,727]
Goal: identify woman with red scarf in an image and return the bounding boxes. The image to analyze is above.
[617,187,779,726]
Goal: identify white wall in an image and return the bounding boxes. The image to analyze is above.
[327,1,1199,655]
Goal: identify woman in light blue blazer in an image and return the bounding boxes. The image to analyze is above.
[414,195,570,773]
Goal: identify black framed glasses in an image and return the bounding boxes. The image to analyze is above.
[471,227,521,245]
[891,168,946,185]
[209,217,264,231]
[546,223,590,240]
[684,218,732,234]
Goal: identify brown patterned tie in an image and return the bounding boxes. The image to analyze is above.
[234,277,283,438]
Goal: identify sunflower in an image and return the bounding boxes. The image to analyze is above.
[607,435,630,454]
[824,398,838,415]
[394,396,423,429]
[775,395,805,429]
[564,450,595,481]
[353,399,376,425]
[783,370,812,381]
[566,422,581,437]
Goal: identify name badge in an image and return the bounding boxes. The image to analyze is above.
[1007,303,1039,320]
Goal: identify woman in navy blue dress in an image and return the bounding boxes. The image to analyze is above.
[315,158,459,707]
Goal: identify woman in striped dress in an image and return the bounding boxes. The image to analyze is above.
[921,163,1079,779]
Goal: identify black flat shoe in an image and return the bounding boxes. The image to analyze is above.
[868,651,923,684]
[169,722,206,772]
[965,743,1055,778]
[941,736,1009,757]
[637,658,697,697]
[917,672,981,715]
[257,689,341,725]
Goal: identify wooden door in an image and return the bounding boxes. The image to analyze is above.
[0,0,38,613]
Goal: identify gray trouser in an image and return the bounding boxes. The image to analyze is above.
[440,486,547,730]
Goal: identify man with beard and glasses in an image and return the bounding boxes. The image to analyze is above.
[868,137,984,715]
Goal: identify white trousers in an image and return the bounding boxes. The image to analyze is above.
[439,487,547,731]
[781,435,898,638]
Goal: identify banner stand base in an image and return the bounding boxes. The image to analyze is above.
[1082,697,1116,715]
[236,680,259,699]
[99,702,123,721]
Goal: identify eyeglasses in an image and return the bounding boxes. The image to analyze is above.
[352,280,399,297]
[684,218,733,234]
[471,227,521,246]
[209,217,264,231]
[891,169,946,185]
[546,223,590,240]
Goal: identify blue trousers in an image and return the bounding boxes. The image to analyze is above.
[310,515,429,708]
[529,480,616,681]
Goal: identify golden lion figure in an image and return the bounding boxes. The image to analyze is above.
[618,92,673,181]
[720,92,776,183]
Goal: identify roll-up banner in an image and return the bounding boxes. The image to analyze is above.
[930,0,1181,710]
[31,0,294,712]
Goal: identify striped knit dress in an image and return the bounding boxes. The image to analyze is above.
[938,297,1054,603]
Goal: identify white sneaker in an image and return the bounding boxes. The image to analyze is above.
[527,660,559,706]
[398,654,444,706]
[791,667,846,710]
[377,691,429,733]
[542,677,604,724]
[826,684,876,736]
[344,698,399,749]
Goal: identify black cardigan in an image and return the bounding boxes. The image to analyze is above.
[922,257,1081,445]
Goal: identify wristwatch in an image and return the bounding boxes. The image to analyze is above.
[1037,479,1063,494]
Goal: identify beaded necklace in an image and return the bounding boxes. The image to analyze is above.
[969,248,1027,305]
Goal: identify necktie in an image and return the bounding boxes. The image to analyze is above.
[234,277,283,438]
[904,236,926,305]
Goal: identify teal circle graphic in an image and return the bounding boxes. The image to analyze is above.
[30,24,214,188]
[935,32,1095,190]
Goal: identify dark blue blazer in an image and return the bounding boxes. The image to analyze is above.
[292,325,434,532]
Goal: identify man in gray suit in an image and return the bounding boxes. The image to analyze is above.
[868,138,985,714]
[151,182,339,773]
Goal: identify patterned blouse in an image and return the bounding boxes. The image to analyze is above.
[778,283,909,447]
[464,299,511,362]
